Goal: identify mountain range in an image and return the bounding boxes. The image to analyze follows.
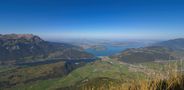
[155,38,184,50]
[0,34,94,64]
[114,38,184,63]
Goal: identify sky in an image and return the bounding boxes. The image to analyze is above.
[0,0,184,40]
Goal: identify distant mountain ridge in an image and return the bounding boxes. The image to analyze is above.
[114,38,184,63]
[0,34,94,64]
[114,46,176,63]
[155,38,184,50]
[0,34,41,40]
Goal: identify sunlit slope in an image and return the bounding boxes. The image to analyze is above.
[48,59,146,90]
[8,59,146,90]
[0,61,65,89]
[7,59,184,90]
[58,60,184,90]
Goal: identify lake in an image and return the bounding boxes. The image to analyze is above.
[85,44,144,56]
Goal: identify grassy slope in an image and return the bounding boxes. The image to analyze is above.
[9,59,146,90]
[7,60,184,90]
[48,60,147,90]
[138,60,184,71]
[0,61,66,90]
[0,66,15,73]
[76,61,184,90]
[7,79,59,90]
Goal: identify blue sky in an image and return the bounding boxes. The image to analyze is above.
[0,0,184,40]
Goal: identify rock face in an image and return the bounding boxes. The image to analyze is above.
[0,34,94,64]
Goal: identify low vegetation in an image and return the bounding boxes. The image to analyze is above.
[0,61,66,89]
[72,60,184,90]
[72,74,184,90]
[4,59,182,90]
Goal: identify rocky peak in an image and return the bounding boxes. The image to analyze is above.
[0,34,44,42]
